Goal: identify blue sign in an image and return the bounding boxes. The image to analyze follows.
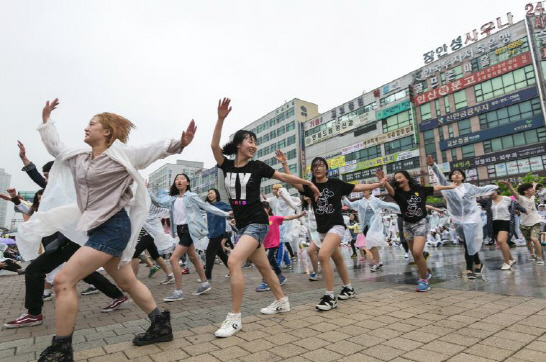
[439,115,545,151]
[420,87,539,131]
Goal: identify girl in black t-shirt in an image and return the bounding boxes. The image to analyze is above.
[211,98,320,338]
[290,156,387,311]
[377,169,455,292]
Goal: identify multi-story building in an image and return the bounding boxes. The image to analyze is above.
[302,12,546,197]
[148,160,204,195]
[413,16,546,186]
[193,166,229,201]
[0,169,11,228]
[229,99,319,197]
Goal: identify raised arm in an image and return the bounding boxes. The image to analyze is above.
[148,190,173,209]
[353,183,381,193]
[499,181,519,200]
[272,171,319,199]
[211,98,232,166]
[376,168,395,196]
[38,98,67,158]
[279,188,298,212]
[467,184,499,198]
[275,150,291,174]
[18,141,47,188]
[427,155,449,186]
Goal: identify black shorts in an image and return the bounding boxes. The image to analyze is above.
[493,220,510,238]
[132,229,160,260]
[176,224,194,247]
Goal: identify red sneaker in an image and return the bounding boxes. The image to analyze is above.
[4,313,43,328]
[101,295,129,312]
[182,268,190,275]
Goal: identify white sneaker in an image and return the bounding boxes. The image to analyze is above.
[260,297,290,315]
[501,263,511,270]
[163,290,184,302]
[214,313,242,338]
[509,259,516,266]
[537,259,545,265]
[404,253,409,259]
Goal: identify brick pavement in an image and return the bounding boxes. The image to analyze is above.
[2,247,546,361]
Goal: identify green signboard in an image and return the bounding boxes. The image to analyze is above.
[376,100,410,120]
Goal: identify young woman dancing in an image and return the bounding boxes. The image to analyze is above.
[377,167,456,292]
[427,156,498,279]
[204,188,232,280]
[292,160,386,311]
[18,98,197,361]
[150,174,231,301]
[211,98,320,337]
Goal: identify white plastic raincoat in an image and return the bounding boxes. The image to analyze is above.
[17,119,183,266]
[431,163,498,255]
[342,195,400,248]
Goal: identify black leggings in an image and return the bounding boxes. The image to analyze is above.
[398,215,409,253]
[456,225,481,271]
[0,259,22,273]
[132,231,160,260]
[267,247,282,276]
[284,242,295,258]
[350,236,358,255]
[205,236,229,280]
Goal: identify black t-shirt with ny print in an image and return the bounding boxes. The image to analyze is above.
[301,178,355,234]
[393,185,434,223]
[218,158,276,229]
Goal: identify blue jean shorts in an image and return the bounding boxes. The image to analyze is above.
[238,223,269,248]
[85,209,131,257]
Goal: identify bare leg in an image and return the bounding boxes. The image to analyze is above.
[170,244,188,290]
[370,246,380,263]
[331,245,350,285]
[227,236,262,313]
[308,242,319,273]
[249,246,284,300]
[497,231,512,264]
[532,237,543,260]
[318,233,344,291]
[53,247,112,336]
[408,237,427,279]
[186,244,207,282]
[155,256,171,276]
[131,258,140,276]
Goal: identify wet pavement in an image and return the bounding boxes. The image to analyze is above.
[1,244,546,361]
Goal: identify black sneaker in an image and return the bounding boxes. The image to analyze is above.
[467,271,476,280]
[81,286,98,295]
[133,310,174,346]
[38,337,73,362]
[338,286,356,300]
[316,294,337,311]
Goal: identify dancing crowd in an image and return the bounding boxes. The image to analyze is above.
[0,97,545,361]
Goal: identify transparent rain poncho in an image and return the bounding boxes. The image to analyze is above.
[431,164,498,255]
[342,195,400,248]
[143,204,176,254]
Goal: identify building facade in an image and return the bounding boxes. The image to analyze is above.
[0,169,12,228]
[228,98,319,197]
[148,160,204,195]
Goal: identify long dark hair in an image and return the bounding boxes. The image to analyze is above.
[222,130,257,156]
[169,173,191,196]
[205,188,221,203]
[30,189,44,215]
[391,170,419,190]
[262,201,274,216]
[310,157,329,183]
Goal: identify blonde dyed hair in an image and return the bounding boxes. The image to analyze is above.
[95,112,136,147]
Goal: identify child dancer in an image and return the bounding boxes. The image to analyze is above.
[292,160,386,310]
[377,168,455,292]
[211,98,320,337]
[256,201,306,291]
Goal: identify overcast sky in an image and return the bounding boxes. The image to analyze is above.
[0,0,530,226]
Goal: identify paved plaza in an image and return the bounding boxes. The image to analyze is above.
[1,245,546,362]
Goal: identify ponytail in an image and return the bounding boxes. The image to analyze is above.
[222,129,257,156]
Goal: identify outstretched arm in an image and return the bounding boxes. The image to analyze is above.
[284,211,307,221]
[271,171,319,201]
[275,150,290,174]
[467,184,498,198]
[279,188,298,212]
[376,168,395,196]
[211,98,231,167]
[353,183,381,193]
[434,185,457,191]
[499,181,519,200]
[18,141,47,188]
[342,196,359,210]
[193,195,231,217]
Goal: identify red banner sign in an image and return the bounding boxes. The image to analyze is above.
[414,52,531,106]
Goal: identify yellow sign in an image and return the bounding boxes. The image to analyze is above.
[327,155,346,169]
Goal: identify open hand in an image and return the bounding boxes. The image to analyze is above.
[499,180,511,187]
[376,168,385,180]
[7,188,17,198]
[218,98,232,120]
[379,177,389,187]
[17,141,26,159]
[42,98,59,123]
[426,155,434,166]
[275,150,287,164]
[181,119,197,148]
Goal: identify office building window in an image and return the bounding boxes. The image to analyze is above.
[420,103,432,121]
[384,135,416,154]
[483,128,546,153]
[382,110,411,132]
[474,65,536,102]
[453,90,467,110]
[479,98,541,130]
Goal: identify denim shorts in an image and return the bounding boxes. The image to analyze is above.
[176,224,194,247]
[238,223,268,248]
[85,209,131,257]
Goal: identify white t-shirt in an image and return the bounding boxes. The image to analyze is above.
[491,196,511,221]
[517,195,542,226]
[173,196,187,225]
